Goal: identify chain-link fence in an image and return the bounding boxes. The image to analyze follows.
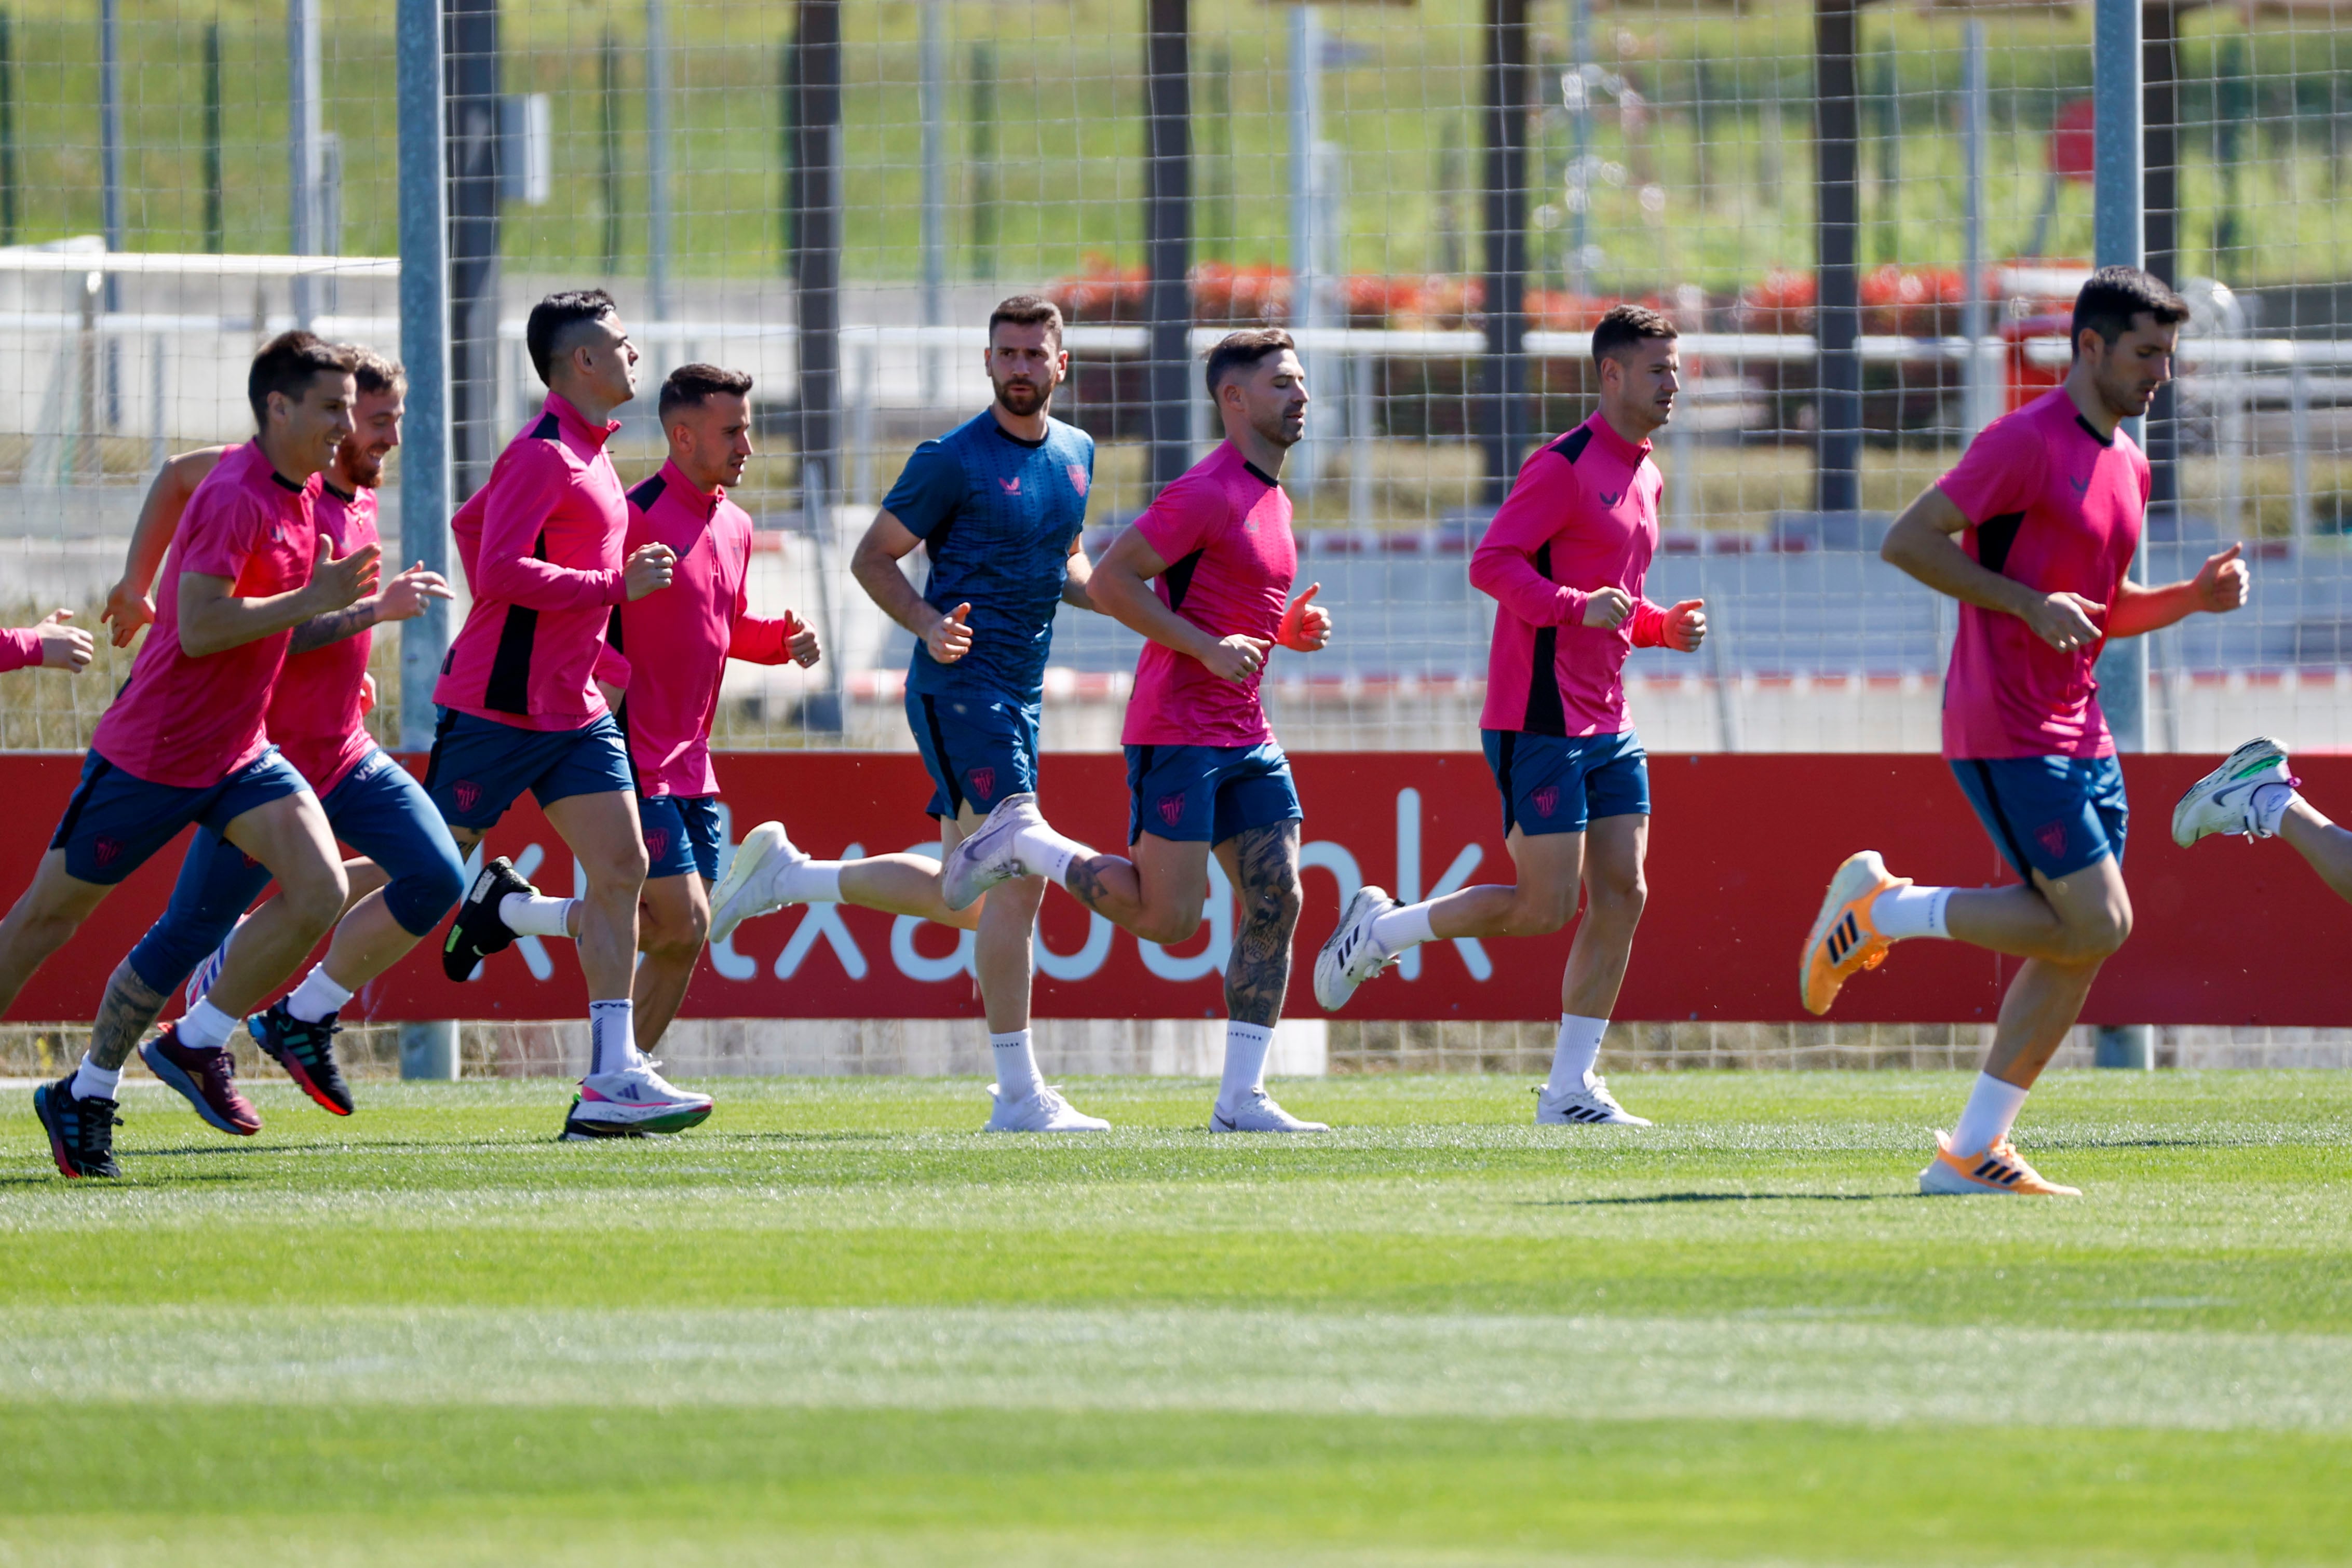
[5,3,2352,760]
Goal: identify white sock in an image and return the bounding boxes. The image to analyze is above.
[1217,1021,1275,1110]
[1950,1071,2031,1156]
[2251,782,2297,838]
[1546,1014,1608,1094]
[588,999,637,1077]
[1872,884,1953,941]
[177,997,238,1052]
[71,1054,123,1103]
[991,1029,1044,1102]
[1370,900,1437,956]
[284,964,355,1024]
[776,859,844,904]
[501,893,578,939]
[1013,821,1091,886]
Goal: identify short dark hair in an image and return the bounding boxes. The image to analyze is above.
[1591,304,1679,366]
[526,288,619,384]
[658,363,755,423]
[988,294,1064,348]
[247,330,357,428]
[349,347,406,399]
[1204,327,1295,399]
[2071,266,2188,358]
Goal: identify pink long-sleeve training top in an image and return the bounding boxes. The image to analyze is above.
[0,627,41,672]
[1470,410,1669,737]
[435,391,630,731]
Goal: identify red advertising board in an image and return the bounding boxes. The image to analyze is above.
[2,750,2344,1026]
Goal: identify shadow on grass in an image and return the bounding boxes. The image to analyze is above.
[1521,1191,1906,1207]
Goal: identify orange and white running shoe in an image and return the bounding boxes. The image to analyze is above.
[1799,850,1904,1016]
[1918,1131,2081,1196]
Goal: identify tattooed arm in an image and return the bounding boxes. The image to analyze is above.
[1214,820,1303,1029]
[288,562,455,655]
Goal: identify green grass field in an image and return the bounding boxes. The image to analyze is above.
[3,1069,2348,1565]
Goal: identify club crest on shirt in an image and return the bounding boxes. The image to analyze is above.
[92,837,123,868]
[998,477,1022,495]
[1066,465,1090,498]
[2036,820,2069,859]
[643,830,670,863]
[452,780,483,814]
[1157,791,1186,829]
[1531,786,1561,820]
[967,767,996,803]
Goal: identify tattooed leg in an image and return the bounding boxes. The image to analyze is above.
[86,961,169,1072]
[1061,833,1215,947]
[1214,821,1303,1029]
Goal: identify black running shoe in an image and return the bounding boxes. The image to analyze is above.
[443,855,536,981]
[33,1076,121,1179]
[249,1000,355,1116]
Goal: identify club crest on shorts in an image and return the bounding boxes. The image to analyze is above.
[644,830,670,863]
[1531,785,1561,820]
[453,780,483,814]
[1066,464,1090,498]
[968,767,996,803]
[1157,791,1186,829]
[2036,820,2069,859]
[93,837,123,868]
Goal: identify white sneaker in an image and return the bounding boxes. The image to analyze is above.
[562,1058,715,1138]
[2172,737,2292,847]
[708,820,800,945]
[1314,885,1397,1012]
[183,913,249,1009]
[942,792,1038,911]
[1210,1089,1329,1133]
[984,1084,1111,1132]
[1535,1076,1652,1126]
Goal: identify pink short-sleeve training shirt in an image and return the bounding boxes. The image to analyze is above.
[1936,388,2150,760]
[263,482,381,794]
[89,440,319,788]
[1121,441,1297,749]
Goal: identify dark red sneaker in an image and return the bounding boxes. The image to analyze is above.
[140,1023,262,1136]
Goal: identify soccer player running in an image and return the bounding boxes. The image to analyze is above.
[939,328,1336,1134]
[0,332,378,1177]
[100,350,464,1133]
[1313,304,1707,1127]
[1799,267,2250,1196]
[427,289,706,1141]
[713,295,1108,1132]
[594,364,819,1052]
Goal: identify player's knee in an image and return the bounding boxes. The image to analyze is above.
[1135,904,1204,946]
[279,862,350,936]
[404,846,468,932]
[2055,904,2130,961]
[640,898,707,956]
[586,840,650,893]
[1588,870,1647,925]
[1241,874,1302,938]
[1507,884,1577,936]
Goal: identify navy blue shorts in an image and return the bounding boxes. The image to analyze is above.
[424,709,634,832]
[1951,755,2128,882]
[125,747,469,995]
[640,793,724,882]
[1124,741,1302,846]
[907,687,1040,821]
[1481,729,1651,837]
[46,747,309,887]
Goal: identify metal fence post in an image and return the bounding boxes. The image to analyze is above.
[397,0,458,1083]
[1144,0,1192,497]
[288,0,323,326]
[1477,0,1529,506]
[1812,0,1860,516]
[2091,0,2151,1073]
